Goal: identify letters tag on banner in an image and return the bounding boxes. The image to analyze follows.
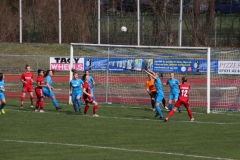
[50,57,84,71]
[218,61,240,74]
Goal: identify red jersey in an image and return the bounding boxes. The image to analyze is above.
[178,83,190,101]
[36,76,44,89]
[21,71,33,86]
[83,81,92,101]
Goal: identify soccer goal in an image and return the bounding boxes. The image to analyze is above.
[69,43,240,113]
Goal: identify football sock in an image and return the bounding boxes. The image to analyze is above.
[167,110,175,119]
[1,102,6,109]
[187,108,193,119]
[151,99,155,109]
[162,98,166,107]
[52,98,58,108]
[21,97,25,106]
[155,105,163,118]
[35,100,39,109]
[93,105,98,114]
[30,96,34,105]
[73,104,77,112]
[77,99,81,110]
[40,100,44,110]
[84,105,90,114]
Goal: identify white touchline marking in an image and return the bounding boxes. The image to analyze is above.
[2,139,237,160]
[5,109,240,125]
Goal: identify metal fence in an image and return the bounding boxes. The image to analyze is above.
[0,55,51,74]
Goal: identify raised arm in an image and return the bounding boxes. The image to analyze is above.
[147,69,155,75]
[143,69,156,79]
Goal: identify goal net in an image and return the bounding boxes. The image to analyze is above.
[210,50,240,112]
[69,43,240,113]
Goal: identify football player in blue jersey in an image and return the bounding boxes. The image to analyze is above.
[70,72,84,113]
[143,69,164,120]
[0,73,6,114]
[165,72,181,112]
[42,70,62,110]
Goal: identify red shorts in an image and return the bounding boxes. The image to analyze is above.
[22,85,33,92]
[35,87,43,98]
[175,99,189,108]
[83,95,93,103]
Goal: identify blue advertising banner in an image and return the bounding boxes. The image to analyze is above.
[84,58,154,72]
[153,59,218,73]
[84,58,218,73]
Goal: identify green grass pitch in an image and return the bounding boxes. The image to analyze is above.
[0,98,240,160]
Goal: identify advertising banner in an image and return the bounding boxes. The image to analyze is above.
[84,58,218,73]
[84,58,153,72]
[218,61,240,74]
[153,59,218,73]
[50,57,84,71]
[50,57,219,73]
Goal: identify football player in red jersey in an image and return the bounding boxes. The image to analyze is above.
[20,65,34,108]
[82,73,99,117]
[35,69,46,112]
[164,77,194,122]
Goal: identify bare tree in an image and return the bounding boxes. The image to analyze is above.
[0,1,18,42]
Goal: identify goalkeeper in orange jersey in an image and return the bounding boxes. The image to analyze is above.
[164,77,194,122]
[145,74,167,111]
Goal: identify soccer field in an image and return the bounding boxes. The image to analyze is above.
[0,98,240,160]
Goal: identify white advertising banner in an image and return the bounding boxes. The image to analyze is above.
[218,61,240,74]
[50,57,84,71]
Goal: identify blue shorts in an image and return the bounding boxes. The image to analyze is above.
[0,92,5,100]
[155,91,164,104]
[42,88,55,98]
[168,92,179,100]
[71,92,82,102]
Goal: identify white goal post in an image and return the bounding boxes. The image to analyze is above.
[69,43,211,113]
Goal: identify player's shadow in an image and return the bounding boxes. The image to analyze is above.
[65,111,83,116]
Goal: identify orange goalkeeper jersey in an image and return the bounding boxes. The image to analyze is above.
[145,79,156,93]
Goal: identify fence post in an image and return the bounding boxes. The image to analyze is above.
[36,56,39,71]
[215,17,217,47]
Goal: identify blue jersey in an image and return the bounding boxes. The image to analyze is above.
[42,76,52,91]
[70,78,84,94]
[154,77,163,94]
[166,78,180,93]
[0,80,5,93]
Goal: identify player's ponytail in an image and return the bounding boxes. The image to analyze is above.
[160,73,163,79]
[82,74,87,81]
[0,73,3,81]
[44,70,50,77]
[182,77,187,83]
